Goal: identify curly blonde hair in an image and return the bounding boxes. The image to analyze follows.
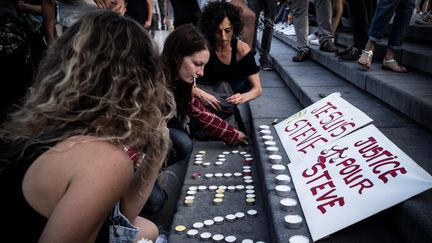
[0,10,175,175]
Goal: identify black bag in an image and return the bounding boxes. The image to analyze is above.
[196,80,236,120]
[190,81,241,141]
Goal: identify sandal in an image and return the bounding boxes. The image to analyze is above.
[357,50,373,69]
[382,59,407,73]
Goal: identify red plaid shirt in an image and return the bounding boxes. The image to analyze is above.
[190,96,240,145]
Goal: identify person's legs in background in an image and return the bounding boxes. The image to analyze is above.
[331,0,344,34]
[259,0,277,70]
[249,0,277,70]
[383,0,414,72]
[358,0,412,72]
[274,2,287,24]
[290,0,311,62]
[315,0,339,52]
[337,0,372,60]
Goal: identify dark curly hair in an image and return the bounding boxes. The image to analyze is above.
[198,1,244,47]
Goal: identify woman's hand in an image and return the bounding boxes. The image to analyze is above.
[193,87,222,111]
[16,1,28,10]
[226,93,248,105]
[93,0,126,15]
[237,131,248,144]
[144,20,152,28]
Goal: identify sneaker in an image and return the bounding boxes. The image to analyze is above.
[292,49,310,62]
[310,38,319,45]
[274,22,284,31]
[307,33,318,43]
[282,25,296,36]
[319,39,338,52]
[415,13,432,25]
[260,61,273,71]
[338,47,361,61]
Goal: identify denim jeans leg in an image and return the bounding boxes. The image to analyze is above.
[282,6,290,24]
[274,3,287,23]
[167,128,193,167]
[368,0,400,42]
[388,0,414,49]
[141,182,167,215]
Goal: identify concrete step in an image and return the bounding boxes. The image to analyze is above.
[255,30,432,242]
[272,30,432,131]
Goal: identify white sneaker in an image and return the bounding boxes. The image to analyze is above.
[307,33,318,43]
[273,22,283,30]
[310,38,319,45]
[282,25,296,36]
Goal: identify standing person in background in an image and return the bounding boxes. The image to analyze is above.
[167,0,201,27]
[357,0,414,72]
[42,0,126,44]
[0,10,175,242]
[314,0,339,52]
[152,0,161,32]
[290,0,311,62]
[248,0,277,70]
[162,0,175,30]
[162,24,248,146]
[336,0,376,61]
[15,0,47,69]
[0,0,33,123]
[126,0,153,30]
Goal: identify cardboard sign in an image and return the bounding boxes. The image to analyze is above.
[288,125,432,241]
[274,92,373,164]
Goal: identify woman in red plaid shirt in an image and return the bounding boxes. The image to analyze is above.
[162,24,248,146]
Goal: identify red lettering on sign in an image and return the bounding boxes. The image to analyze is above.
[355,137,407,184]
[302,162,345,214]
[312,102,356,137]
[317,195,345,214]
[311,102,337,119]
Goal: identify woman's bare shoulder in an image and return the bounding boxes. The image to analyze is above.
[236,39,252,57]
[45,135,134,175]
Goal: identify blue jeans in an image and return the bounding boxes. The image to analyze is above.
[141,128,193,215]
[167,128,193,167]
[368,0,414,49]
[110,203,139,242]
[274,3,287,23]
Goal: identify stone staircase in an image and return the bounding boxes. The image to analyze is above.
[249,16,432,242]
